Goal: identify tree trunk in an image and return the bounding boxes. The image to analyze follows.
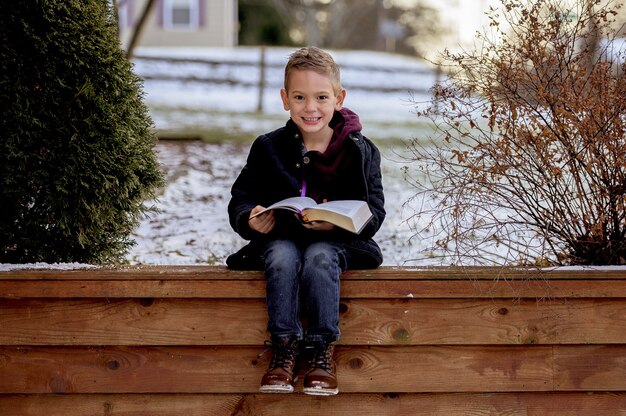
[126,0,157,60]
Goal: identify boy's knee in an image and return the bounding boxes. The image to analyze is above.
[265,256,299,276]
[303,243,343,272]
[310,252,334,271]
[264,240,300,274]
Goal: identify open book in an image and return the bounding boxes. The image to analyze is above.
[250,196,373,234]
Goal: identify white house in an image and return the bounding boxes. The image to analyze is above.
[117,0,238,49]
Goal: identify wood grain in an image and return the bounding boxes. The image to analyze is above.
[3,298,626,346]
[2,265,626,281]
[2,265,626,299]
[2,392,626,416]
[0,345,553,393]
[5,278,626,299]
[2,265,626,412]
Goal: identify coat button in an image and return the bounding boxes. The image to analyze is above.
[295,134,300,139]
[303,156,310,164]
[295,163,301,168]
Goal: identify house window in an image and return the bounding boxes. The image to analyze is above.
[163,0,199,30]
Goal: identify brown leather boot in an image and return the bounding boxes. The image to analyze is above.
[303,342,338,396]
[259,337,299,393]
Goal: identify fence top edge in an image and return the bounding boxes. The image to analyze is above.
[1,265,626,281]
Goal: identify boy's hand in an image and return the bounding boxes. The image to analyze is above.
[248,206,275,234]
[302,220,335,232]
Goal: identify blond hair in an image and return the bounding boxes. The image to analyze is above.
[284,47,342,95]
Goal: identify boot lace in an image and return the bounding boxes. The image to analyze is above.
[307,343,334,372]
[263,340,296,370]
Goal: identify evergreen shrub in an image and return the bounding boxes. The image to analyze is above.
[0,0,164,263]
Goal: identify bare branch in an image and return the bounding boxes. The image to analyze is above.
[406,0,626,265]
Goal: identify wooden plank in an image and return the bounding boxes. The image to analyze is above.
[554,345,626,391]
[2,392,626,416]
[341,279,626,300]
[0,345,553,393]
[341,298,626,346]
[0,280,267,299]
[3,266,626,299]
[0,298,267,346]
[2,265,626,281]
[0,267,262,281]
[3,298,626,346]
[341,266,626,281]
[5,278,626,299]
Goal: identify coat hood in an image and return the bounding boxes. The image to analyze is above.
[330,107,362,142]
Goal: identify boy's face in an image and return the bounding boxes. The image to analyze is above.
[280,69,346,140]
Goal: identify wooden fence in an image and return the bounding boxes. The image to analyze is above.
[133,47,439,112]
[1,266,626,415]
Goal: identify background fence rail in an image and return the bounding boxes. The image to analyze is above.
[134,47,439,112]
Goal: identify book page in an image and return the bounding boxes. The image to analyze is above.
[249,196,317,218]
[308,200,366,216]
[302,200,373,234]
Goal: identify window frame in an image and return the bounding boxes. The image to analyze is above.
[163,0,200,31]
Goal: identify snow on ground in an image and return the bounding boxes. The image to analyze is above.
[134,46,436,139]
[0,47,435,270]
[4,46,626,270]
[125,47,438,266]
[0,263,98,271]
[127,45,626,267]
[127,140,428,266]
[2,46,626,269]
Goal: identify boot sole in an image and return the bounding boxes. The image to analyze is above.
[303,386,339,396]
[259,384,295,393]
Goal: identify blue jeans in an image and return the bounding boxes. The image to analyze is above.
[262,239,347,343]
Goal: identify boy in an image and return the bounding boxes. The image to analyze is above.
[227,47,385,395]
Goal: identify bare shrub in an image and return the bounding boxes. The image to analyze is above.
[406,0,626,265]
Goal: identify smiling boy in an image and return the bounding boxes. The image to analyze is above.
[227,47,385,395]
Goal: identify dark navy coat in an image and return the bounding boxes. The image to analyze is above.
[227,113,385,270]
